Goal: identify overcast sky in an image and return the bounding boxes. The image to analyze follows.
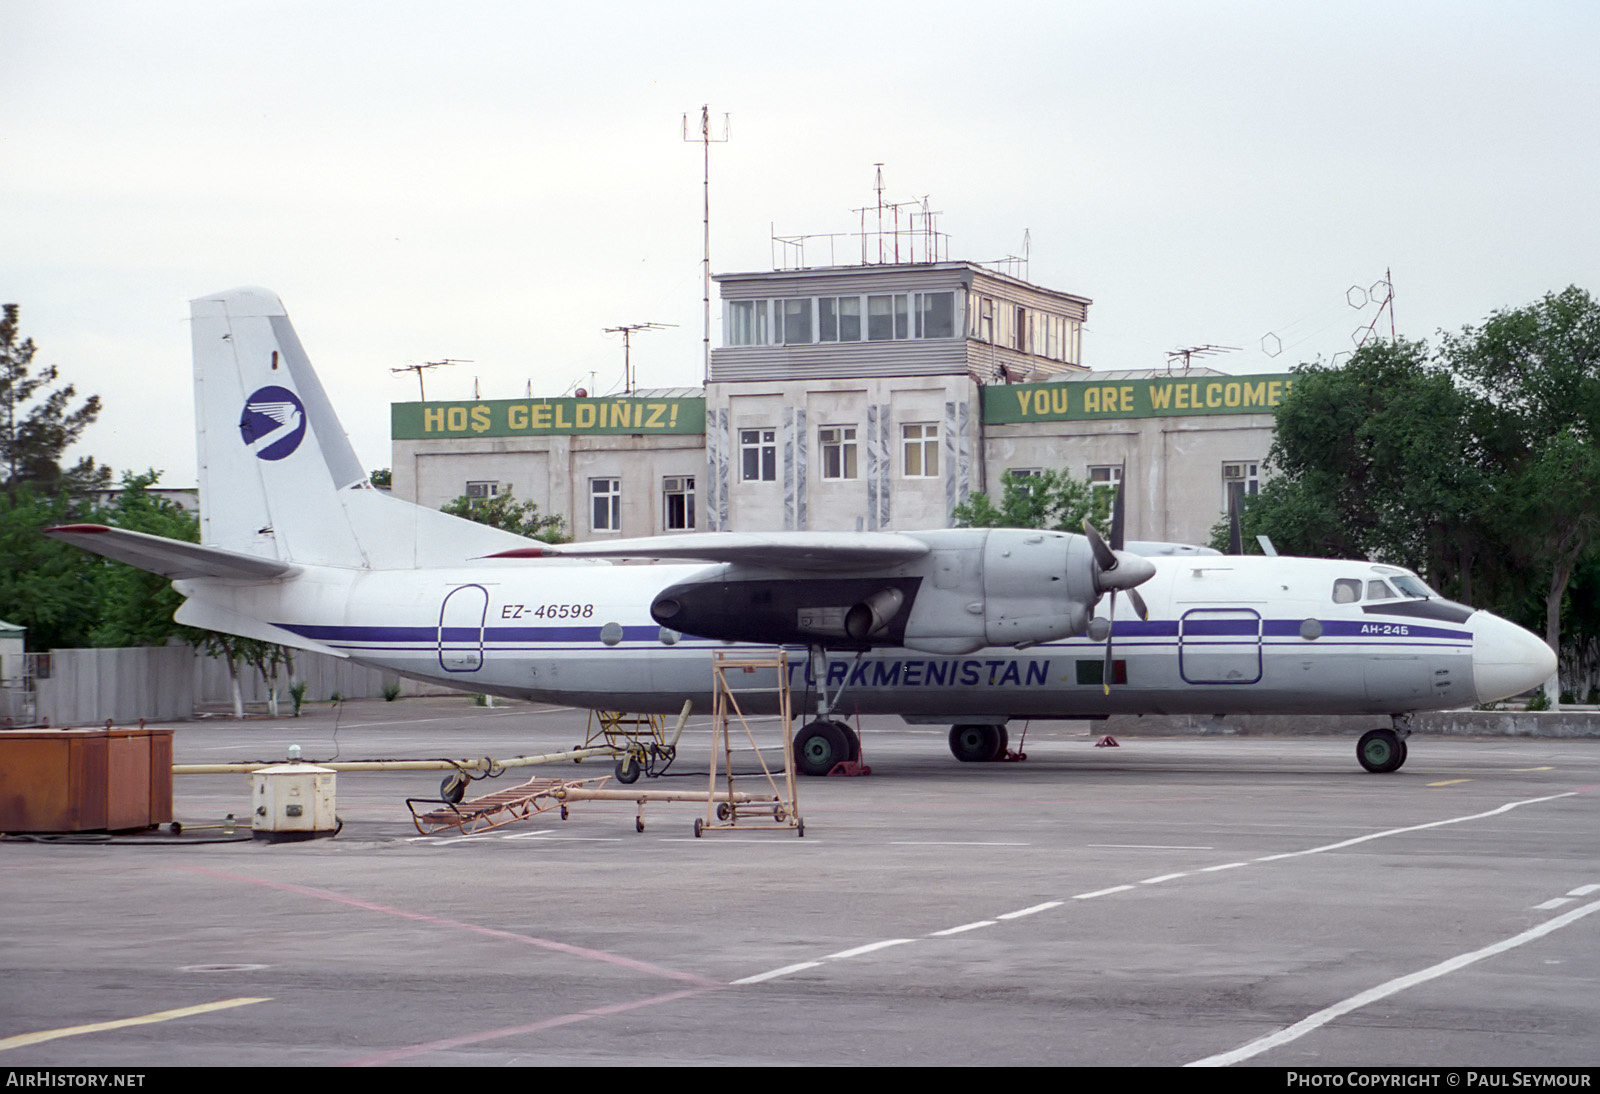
[4,0,1597,485]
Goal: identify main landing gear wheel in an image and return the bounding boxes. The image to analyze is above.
[794,719,851,776]
[949,724,1006,763]
[1357,728,1406,773]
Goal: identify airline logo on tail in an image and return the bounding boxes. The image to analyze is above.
[240,386,306,460]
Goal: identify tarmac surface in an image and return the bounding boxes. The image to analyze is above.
[3,696,1598,1068]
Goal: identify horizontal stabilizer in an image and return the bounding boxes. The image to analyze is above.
[44,524,295,580]
[486,531,933,571]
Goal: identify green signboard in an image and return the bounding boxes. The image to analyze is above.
[985,374,1296,424]
[392,397,706,440]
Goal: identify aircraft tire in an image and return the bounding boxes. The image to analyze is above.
[1356,728,1404,773]
[614,755,641,784]
[949,724,1005,763]
[837,722,861,762]
[794,720,850,776]
[440,774,466,804]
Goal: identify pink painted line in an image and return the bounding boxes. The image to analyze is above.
[173,866,719,986]
[339,987,714,1066]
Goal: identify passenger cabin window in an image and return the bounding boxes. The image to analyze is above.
[1332,579,1362,604]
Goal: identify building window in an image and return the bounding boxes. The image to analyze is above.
[663,476,695,530]
[1088,466,1123,495]
[590,478,621,532]
[1223,461,1260,510]
[727,300,769,346]
[819,426,858,480]
[916,292,955,339]
[780,298,813,345]
[819,296,863,343]
[867,294,909,341]
[902,423,939,478]
[741,428,777,482]
[465,480,499,506]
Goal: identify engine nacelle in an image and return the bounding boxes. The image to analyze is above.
[649,528,1104,655]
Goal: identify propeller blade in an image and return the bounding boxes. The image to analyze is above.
[1227,488,1244,555]
[1102,591,1117,696]
[1083,518,1117,572]
[1126,586,1149,622]
[1111,479,1127,552]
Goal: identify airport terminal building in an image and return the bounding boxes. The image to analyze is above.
[390,260,1291,546]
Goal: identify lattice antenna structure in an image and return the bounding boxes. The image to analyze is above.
[1165,345,1240,373]
[391,359,470,401]
[604,322,677,395]
[683,105,730,385]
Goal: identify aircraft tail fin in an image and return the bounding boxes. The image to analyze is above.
[191,288,532,568]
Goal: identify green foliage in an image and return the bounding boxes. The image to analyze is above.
[952,469,1111,532]
[1214,339,1490,598]
[89,471,203,648]
[290,680,308,716]
[382,680,401,702]
[369,468,392,488]
[441,487,569,543]
[0,485,105,650]
[0,304,112,495]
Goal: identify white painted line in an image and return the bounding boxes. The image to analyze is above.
[1533,898,1574,910]
[1569,884,1600,896]
[890,841,1030,847]
[998,902,1063,920]
[825,939,916,960]
[1087,844,1214,850]
[1252,793,1578,864]
[731,962,822,985]
[930,921,996,936]
[1199,862,1249,873]
[1187,898,1600,1067]
[1140,873,1188,885]
[503,834,622,842]
[1074,885,1136,899]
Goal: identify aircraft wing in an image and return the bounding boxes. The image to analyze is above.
[485,530,932,571]
[45,524,294,580]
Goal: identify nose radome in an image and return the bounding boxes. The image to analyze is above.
[1470,611,1557,704]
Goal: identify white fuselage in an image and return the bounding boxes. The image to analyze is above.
[180,553,1548,721]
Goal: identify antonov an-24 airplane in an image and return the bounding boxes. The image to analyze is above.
[49,288,1555,778]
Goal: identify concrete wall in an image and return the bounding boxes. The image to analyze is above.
[37,646,196,727]
[35,646,456,727]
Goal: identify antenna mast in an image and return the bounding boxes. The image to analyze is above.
[390,358,470,401]
[683,105,730,386]
[604,322,677,394]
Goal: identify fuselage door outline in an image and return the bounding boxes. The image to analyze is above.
[439,584,489,673]
[1179,606,1263,685]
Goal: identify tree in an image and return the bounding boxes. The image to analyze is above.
[0,486,106,650]
[952,469,1111,532]
[369,468,392,488]
[1445,286,1600,704]
[441,487,568,542]
[89,471,203,648]
[0,304,112,494]
[1218,339,1492,602]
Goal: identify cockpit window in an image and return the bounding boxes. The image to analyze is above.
[1332,579,1362,604]
[1391,574,1434,599]
[1367,580,1396,600]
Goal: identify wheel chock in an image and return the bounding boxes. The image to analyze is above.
[827,760,872,776]
[1094,735,1120,748]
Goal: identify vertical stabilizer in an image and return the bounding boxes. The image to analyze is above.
[191,287,531,568]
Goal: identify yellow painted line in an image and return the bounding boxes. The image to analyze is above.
[1427,779,1473,787]
[0,996,270,1052]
